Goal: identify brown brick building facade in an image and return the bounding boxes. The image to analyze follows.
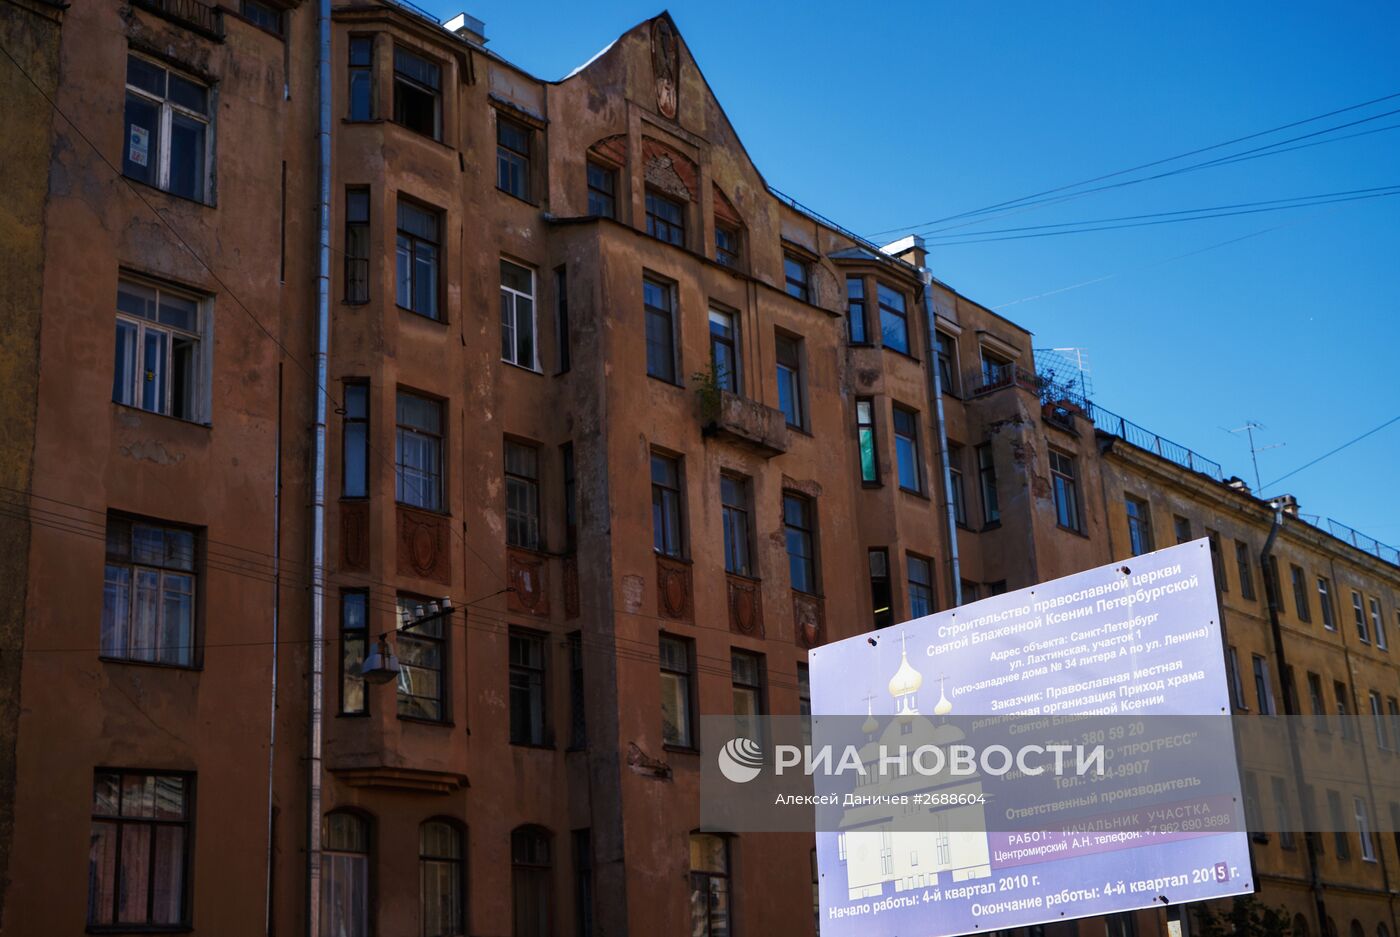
[0,3,1396,937]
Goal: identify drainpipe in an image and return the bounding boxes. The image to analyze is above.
[919,265,961,607]
[307,0,331,934]
[267,364,282,936]
[1259,501,1326,937]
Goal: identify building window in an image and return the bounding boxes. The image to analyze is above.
[393,46,441,139]
[908,554,934,619]
[645,190,685,246]
[1389,697,1400,751]
[572,830,594,937]
[935,331,957,394]
[1125,496,1153,555]
[88,770,191,927]
[878,283,910,354]
[1049,450,1082,532]
[650,452,685,558]
[709,309,740,393]
[347,36,373,120]
[1272,777,1296,849]
[1227,646,1247,710]
[342,382,369,497]
[505,441,542,550]
[554,267,571,374]
[1318,578,1336,630]
[869,548,892,629]
[1252,654,1275,715]
[720,474,753,577]
[344,188,370,303]
[586,161,615,218]
[856,398,879,484]
[396,198,441,318]
[123,54,211,202]
[421,820,465,937]
[977,444,1000,525]
[113,278,204,422]
[322,812,370,937]
[1291,565,1311,623]
[395,391,443,510]
[1336,682,1356,740]
[846,277,868,344]
[1327,791,1350,858]
[1369,597,1386,650]
[509,629,547,746]
[643,277,677,383]
[500,260,538,370]
[1355,798,1376,861]
[731,650,765,742]
[397,595,445,721]
[1307,672,1326,730]
[775,333,806,429]
[1232,541,1255,600]
[1351,591,1370,643]
[798,664,812,747]
[1106,913,1138,937]
[1370,691,1387,749]
[240,0,283,34]
[715,225,740,267]
[512,827,552,937]
[949,446,968,526]
[892,406,922,493]
[1173,515,1192,544]
[1207,529,1228,592]
[340,591,368,714]
[562,443,577,552]
[102,516,196,666]
[497,116,532,200]
[981,348,1012,388]
[784,492,818,594]
[659,634,695,747]
[784,253,811,302]
[690,834,731,937]
[568,633,585,749]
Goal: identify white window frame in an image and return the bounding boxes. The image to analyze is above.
[500,261,539,371]
[1355,797,1376,861]
[124,52,213,201]
[114,276,209,423]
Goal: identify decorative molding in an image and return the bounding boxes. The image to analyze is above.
[650,17,679,119]
[331,766,468,795]
[642,137,696,202]
[396,505,450,585]
[507,548,551,617]
[727,575,764,637]
[792,592,824,649]
[340,502,369,572]
[655,555,693,622]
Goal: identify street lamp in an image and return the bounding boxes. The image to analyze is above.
[360,597,454,685]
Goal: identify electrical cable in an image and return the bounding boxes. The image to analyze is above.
[1260,415,1400,491]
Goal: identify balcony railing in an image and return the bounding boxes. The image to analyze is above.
[1319,518,1400,567]
[970,362,1040,397]
[132,0,224,39]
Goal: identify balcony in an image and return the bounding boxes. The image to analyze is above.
[970,362,1040,398]
[132,0,224,39]
[700,390,789,457]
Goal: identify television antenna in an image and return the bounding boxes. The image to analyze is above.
[1226,421,1286,492]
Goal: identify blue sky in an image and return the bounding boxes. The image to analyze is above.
[434,0,1400,549]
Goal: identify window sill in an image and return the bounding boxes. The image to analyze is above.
[663,744,701,756]
[397,714,454,728]
[396,305,447,325]
[121,171,214,209]
[647,373,684,389]
[1056,524,1090,539]
[341,299,370,307]
[387,118,448,149]
[501,360,544,376]
[653,550,690,564]
[786,424,813,438]
[112,401,212,431]
[336,711,370,719]
[898,486,929,501]
[99,656,200,673]
[395,500,450,517]
[496,186,538,208]
[980,520,1002,532]
[881,346,921,364]
[510,740,556,751]
[860,480,883,489]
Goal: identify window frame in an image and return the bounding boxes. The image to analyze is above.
[708,307,741,394]
[934,330,958,395]
[869,548,892,630]
[505,440,543,551]
[907,553,935,619]
[496,114,532,201]
[347,35,374,121]
[88,768,194,929]
[645,189,686,246]
[123,52,213,203]
[775,332,807,431]
[239,0,284,36]
[1227,646,1247,711]
[783,491,819,595]
[643,275,679,384]
[977,444,1000,527]
[846,276,869,345]
[1125,496,1153,556]
[344,187,371,304]
[101,514,199,668]
[511,826,553,937]
[714,223,741,268]
[892,405,923,494]
[1352,591,1370,644]
[730,649,766,743]
[392,44,443,141]
[113,275,207,423]
[554,266,571,375]
[1252,653,1275,715]
[689,833,732,937]
[720,473,755,578]
[419,818,466,937]
[561,442,577,553]
[394,389,444,512]
[500,259,539,371]
[1049,449,1083,533]
[877,282,911,355]
[650,451,686,559]
[1291,564,1312,623]
[783,252,811,302]
[585,160,616,218]
[340,590,369,716]
[1318,577,1337,630]
[341,381,369,498]
[509,628,549,747]
[395,197,443,320]
[1235,541,1256,600]
[855,397,879,485]
[396,593,448,723]
[659,633,697,749]
[322,810,372,937]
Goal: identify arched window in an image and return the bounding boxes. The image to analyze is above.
[322,811,370,937]
[1378,924,1391,937]
[1351,922,1366,937]
[1293,914,1311,937]
[511,825,551,937]
[420,820,465,937]
[690,833,731,937]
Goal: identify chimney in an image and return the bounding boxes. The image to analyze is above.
[1273,494,1301,517]
[1225,476,1251,495]
[881,234,927,268]
[442,12,487,47]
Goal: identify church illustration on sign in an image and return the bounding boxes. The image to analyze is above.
[836,636,993,900]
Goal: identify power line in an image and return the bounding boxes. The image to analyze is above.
[867,89,1400,238]
[1260,415,1400,491]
